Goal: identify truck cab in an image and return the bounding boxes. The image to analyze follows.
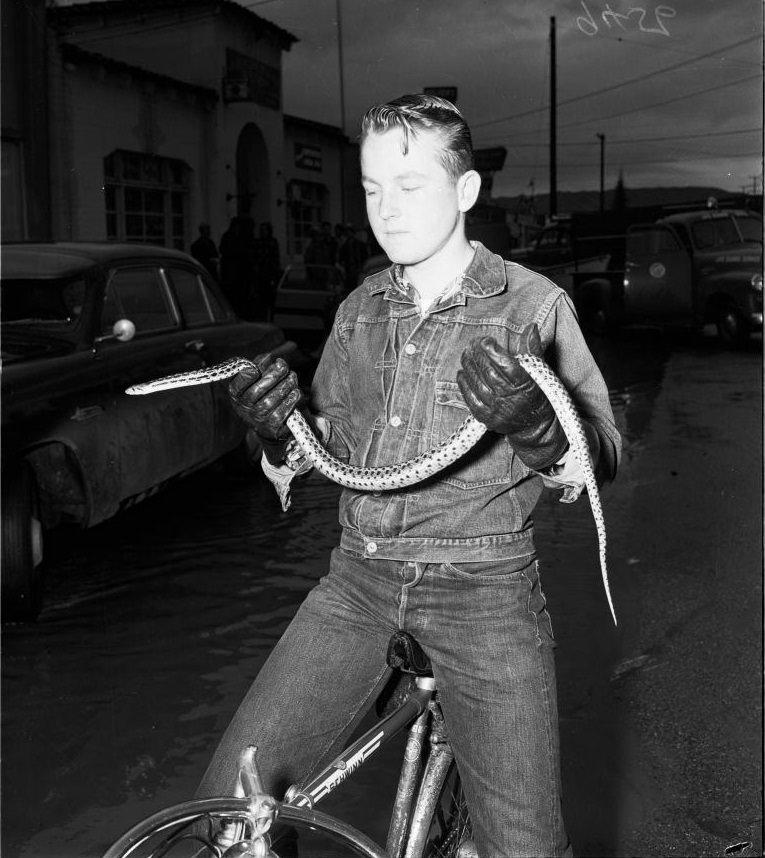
[623,209,762,345]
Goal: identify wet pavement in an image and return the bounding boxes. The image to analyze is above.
[2,328,762,858]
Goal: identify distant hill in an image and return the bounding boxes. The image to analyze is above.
[493,186,748,215]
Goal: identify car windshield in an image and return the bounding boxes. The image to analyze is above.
[1,276,86,331]
[280,265,343,291]
[691,217,741,250]
[733,215,763,244]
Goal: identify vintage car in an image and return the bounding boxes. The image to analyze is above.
[271,263,346,349]
[1,242,294,621]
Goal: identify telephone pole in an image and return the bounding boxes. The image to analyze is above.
[336,0,347,221]
[597,133,605,214]
[549,16,557,219]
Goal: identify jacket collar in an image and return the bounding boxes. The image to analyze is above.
[367,241,507,305]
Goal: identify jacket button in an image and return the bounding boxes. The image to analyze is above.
[390,415,402,427]
[405,343,417,355]
[367,542,378,554]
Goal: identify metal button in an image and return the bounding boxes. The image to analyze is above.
[404,343,417,355]
[367,542,378,554]
[390,415,402,427]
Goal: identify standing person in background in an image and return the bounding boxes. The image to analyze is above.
[198,93,621,857]
[220,216,257,319]
[254,222,281,321]
[338,224,368,293]
[320,220,338,265]
[190,223,219,279]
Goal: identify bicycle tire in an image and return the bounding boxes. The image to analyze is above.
[416,760,474,858]
[102,796,387,858]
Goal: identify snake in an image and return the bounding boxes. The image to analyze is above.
[126,356,616,625]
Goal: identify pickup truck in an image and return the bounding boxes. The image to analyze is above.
[511,207,665,297]
[572,207,762,346]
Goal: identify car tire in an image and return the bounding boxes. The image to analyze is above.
[1,465,45,622]
[716,302,750,348]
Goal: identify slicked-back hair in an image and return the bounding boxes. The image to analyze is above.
[359,94,474,181]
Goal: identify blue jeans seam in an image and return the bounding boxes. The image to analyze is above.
[297,662,391,789]
[397,562,424,628]
[524,563,564,855]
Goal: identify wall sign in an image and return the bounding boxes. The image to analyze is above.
[295,143,322,172]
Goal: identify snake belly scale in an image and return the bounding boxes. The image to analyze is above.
[126,356,616,624]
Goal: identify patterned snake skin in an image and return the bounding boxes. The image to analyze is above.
[126,357,615,624]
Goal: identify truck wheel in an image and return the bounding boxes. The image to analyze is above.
[716,302,750,348]
[1,465,45,622]
[577,296,610,336]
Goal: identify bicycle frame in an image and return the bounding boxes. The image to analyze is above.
[103,656,475,857]
[285,676,434,809]
[279,673,462,858]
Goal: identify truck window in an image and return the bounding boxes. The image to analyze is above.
[627,227,682,256]
[733,215,763,244]
[691,217,739,249]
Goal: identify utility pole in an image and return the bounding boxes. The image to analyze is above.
[336,0,347,222]
[597,133,605,215]
[549,16,557,219]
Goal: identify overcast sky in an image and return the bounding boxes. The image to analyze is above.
[240,0,763,198]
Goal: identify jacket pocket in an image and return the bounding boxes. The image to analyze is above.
[432,381,513,488]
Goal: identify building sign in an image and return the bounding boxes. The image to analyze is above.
[222,78,251,103]
[225,48,280,110]
[423,86,458,104]
[294,143,322,172]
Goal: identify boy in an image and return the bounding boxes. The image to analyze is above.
[198,94,621,857]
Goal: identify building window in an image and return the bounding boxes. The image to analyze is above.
[104,151,190,249]
[286,180,327,259]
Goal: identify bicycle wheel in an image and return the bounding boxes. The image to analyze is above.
[103,797,387,858]
[419,760,474,858]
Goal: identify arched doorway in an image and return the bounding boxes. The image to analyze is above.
[234,123,270,225]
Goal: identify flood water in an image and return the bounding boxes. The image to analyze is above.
[2,328,761,858]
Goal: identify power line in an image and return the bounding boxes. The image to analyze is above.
[475,73,763,145]
[472,34,761,130]
[555,19,763,70]
[480,126,762,149]
[497,151,763,170]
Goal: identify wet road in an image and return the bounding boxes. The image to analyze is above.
[2,329,762,858]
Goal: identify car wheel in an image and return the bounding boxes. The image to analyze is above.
[1,465,45,622]
[716,302,750,348]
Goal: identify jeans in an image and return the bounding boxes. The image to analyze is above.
[197,547,572,858]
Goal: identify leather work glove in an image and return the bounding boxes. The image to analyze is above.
[229,354,303,465]
[456,324,569,472]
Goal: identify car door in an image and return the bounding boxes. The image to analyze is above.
[623,225,693,320]
[162,263,289,453]
[98,263,215,501]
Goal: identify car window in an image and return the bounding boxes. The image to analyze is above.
[691,216,740,249]
[282,265,342,292]
[733,215,763,244]
[165,267,213,327]
[1,276,86,327]
[102,266,177,335]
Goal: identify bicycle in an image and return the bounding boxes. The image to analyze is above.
[103,630,475,858]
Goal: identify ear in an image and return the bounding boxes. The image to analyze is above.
[457,170,481,213]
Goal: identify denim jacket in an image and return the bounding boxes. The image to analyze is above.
[273,242,621,564]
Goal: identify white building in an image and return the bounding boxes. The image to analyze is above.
[2,0,364,262]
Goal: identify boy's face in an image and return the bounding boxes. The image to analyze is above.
[361,128,472,268]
